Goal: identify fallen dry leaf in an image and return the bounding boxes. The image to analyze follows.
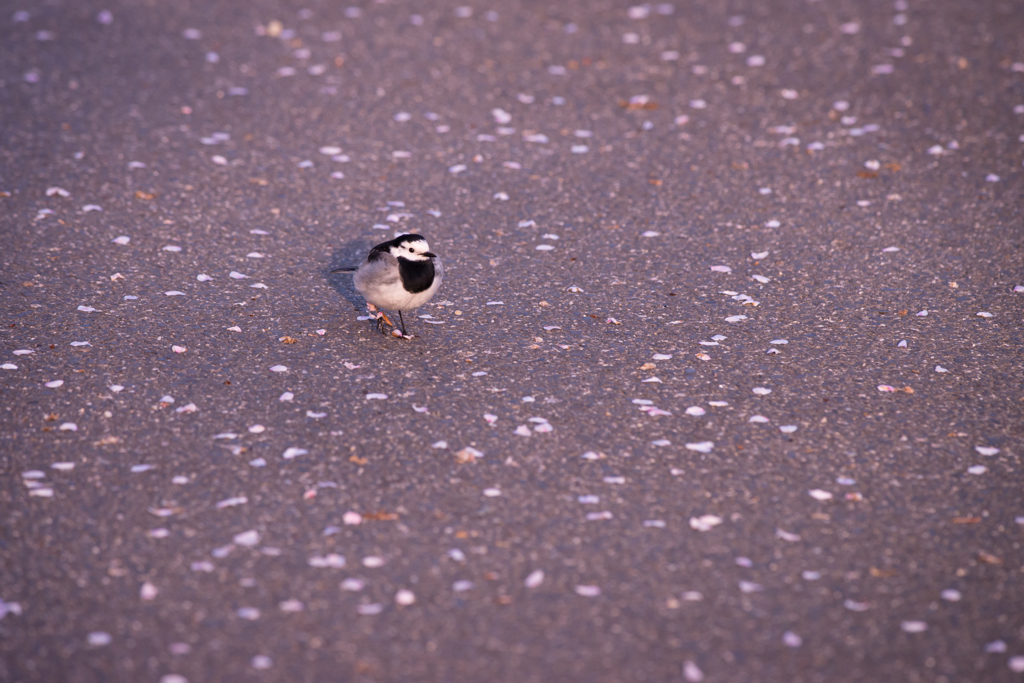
[977,551,1002,565]
[361,511,399,521]
[620,99,658,110]
[455,448,481,464]
[349,455,368,465]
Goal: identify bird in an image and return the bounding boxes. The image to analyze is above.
[331,234,443,337]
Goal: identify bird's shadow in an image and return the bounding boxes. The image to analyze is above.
[325,238,373,312]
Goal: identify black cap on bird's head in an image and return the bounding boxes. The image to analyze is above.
[382,234,436,260]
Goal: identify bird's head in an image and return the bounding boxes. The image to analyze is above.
[389,234,436,262]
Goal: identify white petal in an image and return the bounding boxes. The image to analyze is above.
[140,582,158,600]
[682,662,705,682]
[689,515,723,532]
[233,530,260,546]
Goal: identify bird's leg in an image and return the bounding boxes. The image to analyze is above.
[365,303,394,335]
[398,311,407,336]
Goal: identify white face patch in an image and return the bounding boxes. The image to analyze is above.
[391,239,431,261]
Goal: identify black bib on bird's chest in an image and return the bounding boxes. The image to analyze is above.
[397,257,434,294]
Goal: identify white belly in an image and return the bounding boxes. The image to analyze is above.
[364,277,440,311]
[355,257,443,312]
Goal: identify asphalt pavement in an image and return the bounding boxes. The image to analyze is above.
[1,1,1023,681]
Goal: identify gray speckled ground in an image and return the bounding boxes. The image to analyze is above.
[1,1,1023,682]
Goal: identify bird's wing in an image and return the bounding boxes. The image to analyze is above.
[353,251,400,291]
[367,239,395,261]
[432,256,443,285]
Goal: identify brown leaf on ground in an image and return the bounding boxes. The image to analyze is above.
[977,551,1003,565]
[455,448,481,464]
[619,99,658,110]
[362,511,399,521]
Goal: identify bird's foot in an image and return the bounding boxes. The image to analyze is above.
[366,304,398,336]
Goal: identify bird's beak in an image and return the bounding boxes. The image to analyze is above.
[424,252,437,258]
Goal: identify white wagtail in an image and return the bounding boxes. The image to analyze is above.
[332,234,443,337]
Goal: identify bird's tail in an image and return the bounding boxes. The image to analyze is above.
[331,266,357,273]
